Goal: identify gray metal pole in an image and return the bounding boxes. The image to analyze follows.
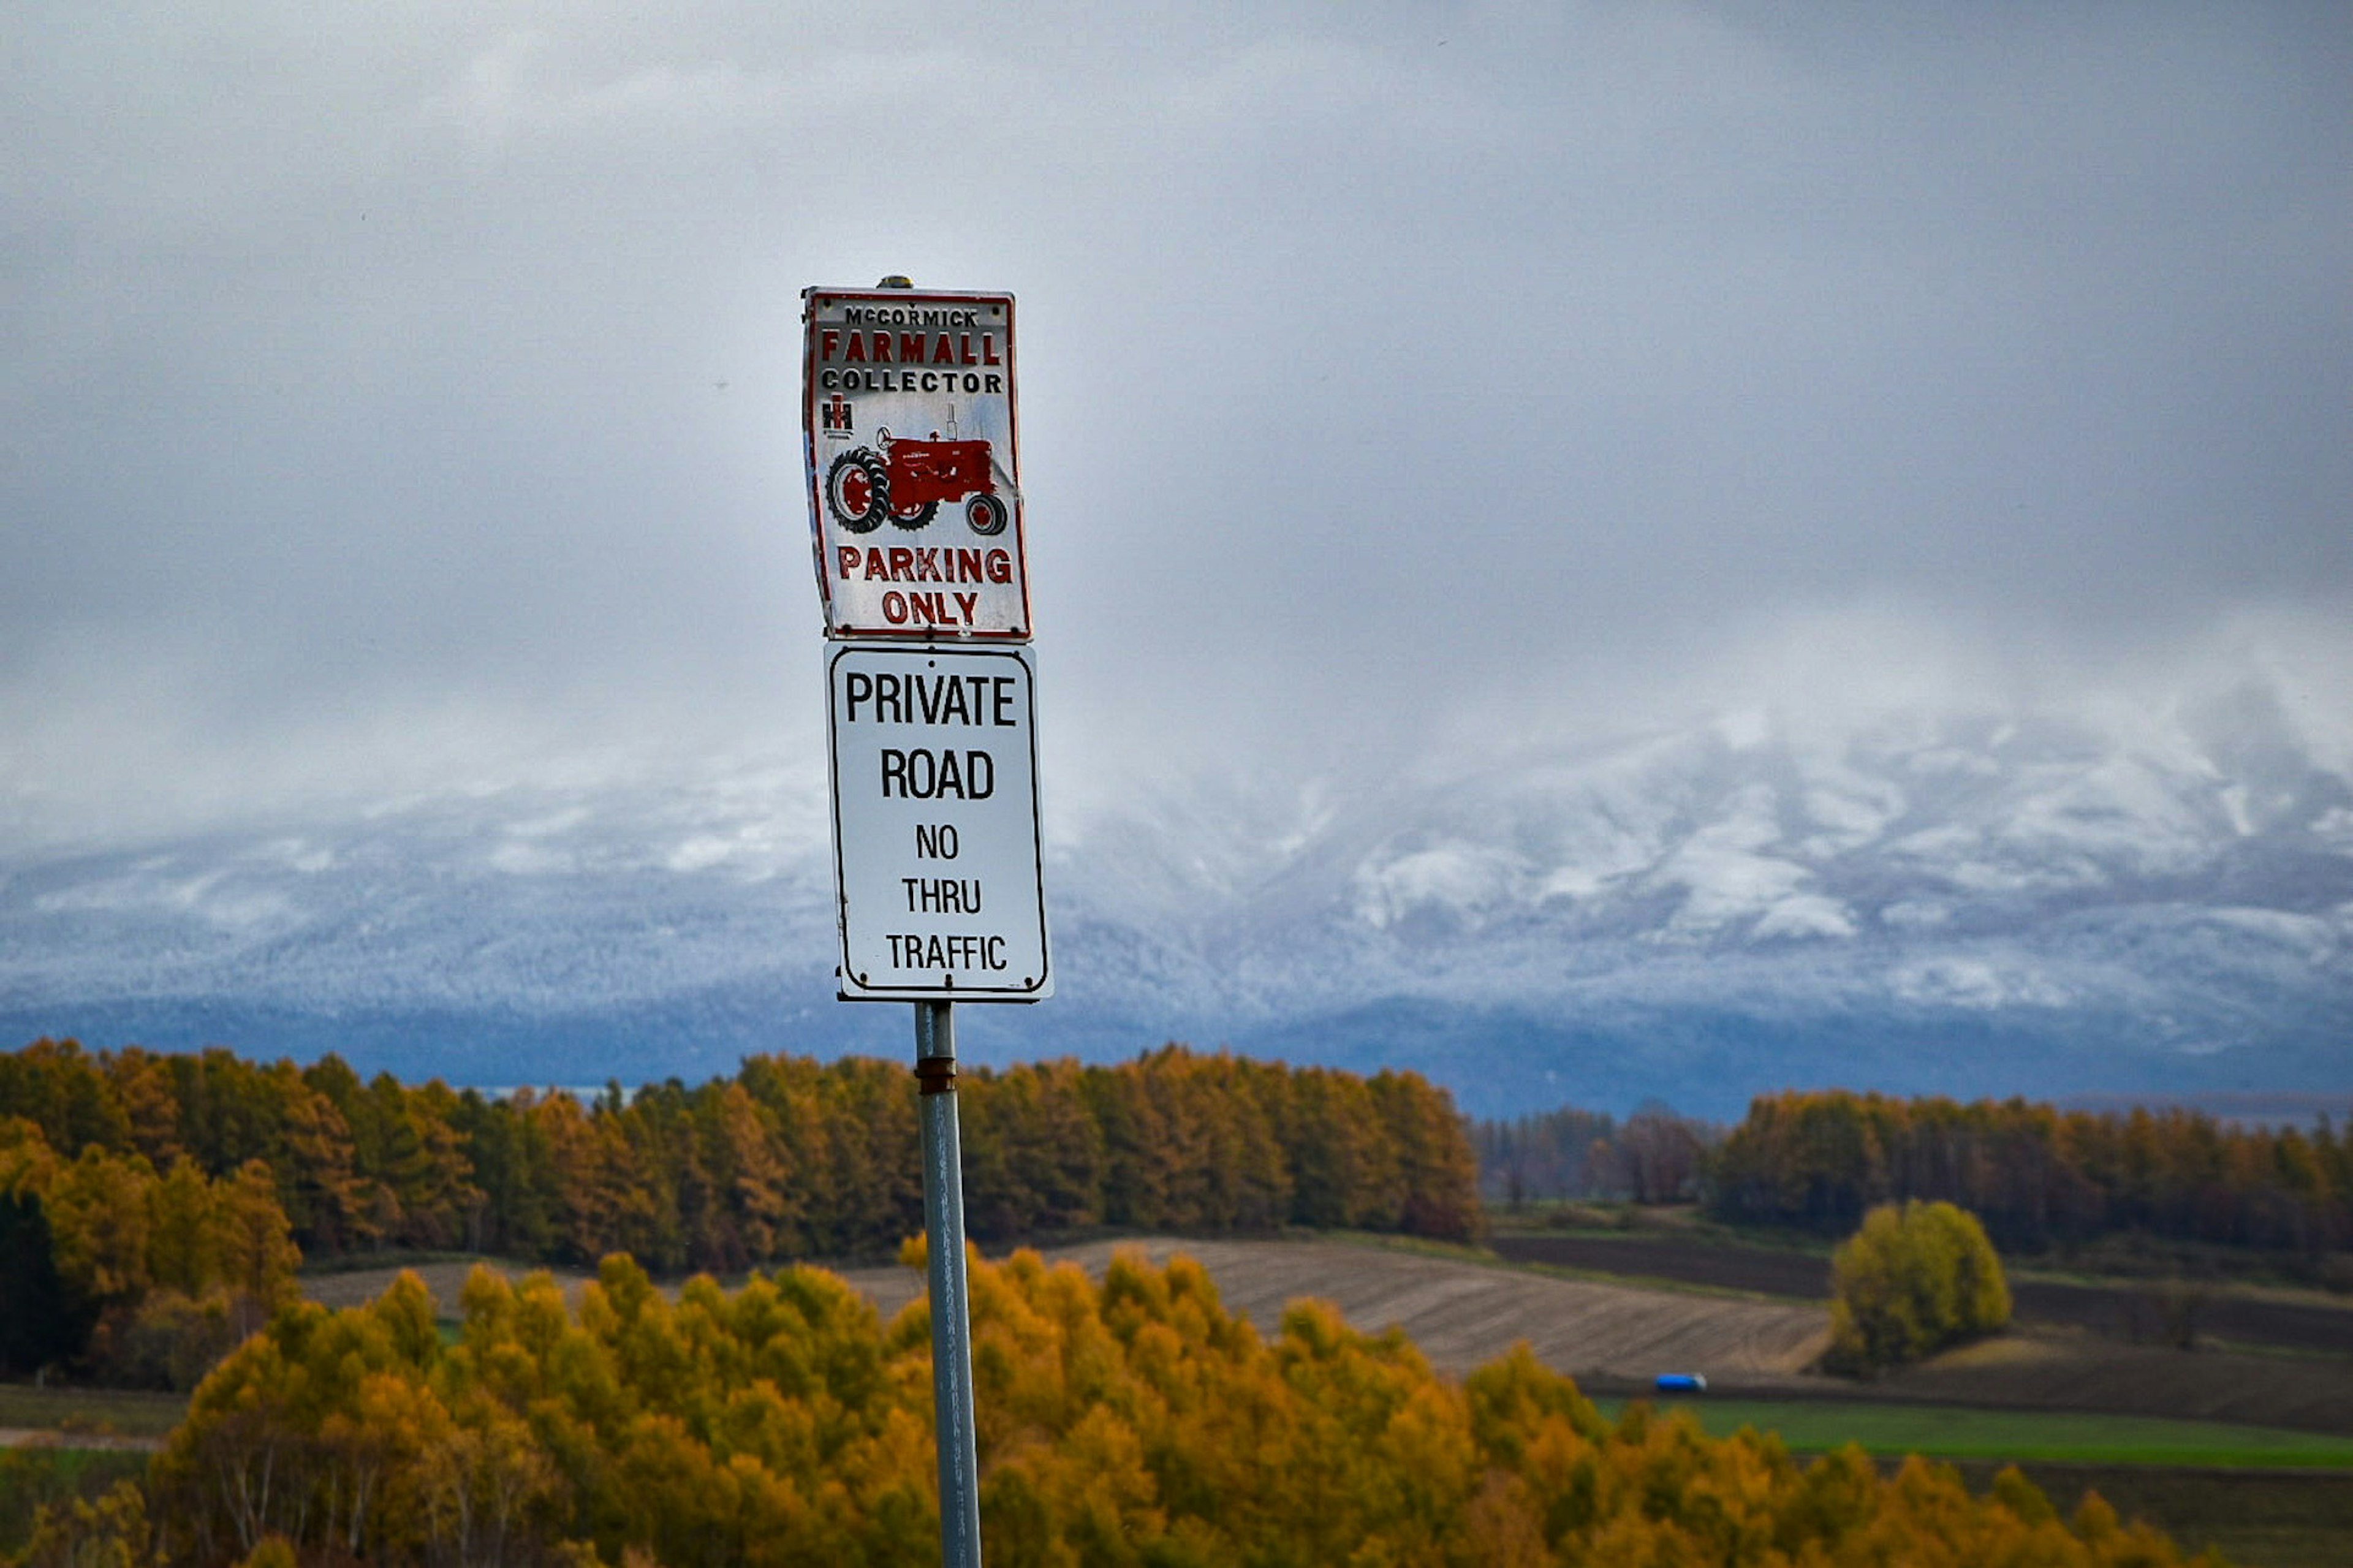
[915,999,983,1567]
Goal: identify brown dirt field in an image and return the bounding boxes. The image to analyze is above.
[303,1259,605,1315]
[1882,1328,2353,1439]
[0,1429,161,1453]
[0,1385,188,1445]
[300,1239,2353,1436]
[2006,1279,2353,1358]
[305,1238,1833,1387]
[1490,1233,2353,1355]
[868,1238,1833,1385]
[1491,1233,1833,1298]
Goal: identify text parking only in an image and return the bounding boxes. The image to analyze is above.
[827,642,1050,1001]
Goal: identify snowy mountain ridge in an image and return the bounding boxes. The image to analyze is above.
[4,691,2347,1119]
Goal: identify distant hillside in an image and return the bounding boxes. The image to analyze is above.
[4,691,2348,1118]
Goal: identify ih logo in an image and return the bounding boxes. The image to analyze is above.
[821,393,855,434]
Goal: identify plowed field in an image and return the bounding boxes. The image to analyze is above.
[1487,1232,2353,1356]
[838,1237,1832,1384]
[306,1239,1832,1385]
[300,1235,2353,1434]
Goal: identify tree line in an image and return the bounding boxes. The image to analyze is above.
[1473,1087,2352,1267]
[1471,1102,1719,1206]
[18,1249,2214,1567]
[1707,1089,2351,1255]
[1,1121,300,1387]
[2,1038,1479,1379]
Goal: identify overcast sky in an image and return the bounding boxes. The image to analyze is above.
[4,2,2349,846]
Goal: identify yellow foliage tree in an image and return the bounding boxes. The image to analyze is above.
[1827,1199,2011,1374]
[0,1121,303,1388]
[41,1147,156,1308]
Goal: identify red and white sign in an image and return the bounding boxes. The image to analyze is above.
[802,288,1030,640]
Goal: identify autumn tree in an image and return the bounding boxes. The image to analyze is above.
[447,1084,559,1258]
[0,1119,84,1374]
[1612,1100,1711,1204]
[1369,1069,1483,1241]
[1279,1066,1398,1227]
[0,1040,132,1157]
[0,1117,301,1387]
[1827,1199,2012,1374]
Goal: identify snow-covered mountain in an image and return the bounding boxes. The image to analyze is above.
[5,689,2348,1119]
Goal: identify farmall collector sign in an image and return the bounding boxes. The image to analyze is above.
[802,288,1029,640]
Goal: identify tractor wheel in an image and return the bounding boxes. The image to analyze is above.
[890,499,939,531]
[964,493,1009,536]
[826,450,890,533]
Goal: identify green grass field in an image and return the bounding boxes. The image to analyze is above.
[1597,1396,2353,1469]
[0,1448,152,1553]
[0,1385,187,1441]
[14,1381,2349,1469]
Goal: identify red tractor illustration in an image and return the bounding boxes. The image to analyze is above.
[826,428,1010,536]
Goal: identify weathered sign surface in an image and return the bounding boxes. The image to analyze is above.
[802,288,1029,640]
[826,642,1050,1001]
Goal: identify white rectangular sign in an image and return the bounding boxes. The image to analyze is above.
[803,287,1031,640]
[827,642,1050,1001]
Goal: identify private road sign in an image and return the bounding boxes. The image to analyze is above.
[826,642,1050,1002]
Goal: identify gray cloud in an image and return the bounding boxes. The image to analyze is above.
[3,2,2347,844]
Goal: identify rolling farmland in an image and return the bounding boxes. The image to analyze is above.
[847,1236,1833,1383]
[39,1235,2353,1563]
[300,1232,2353,1436]
[305,1235,1834,1388]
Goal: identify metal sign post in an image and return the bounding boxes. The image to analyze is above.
[915,1001,982,1565]
[805,278,1048,1568]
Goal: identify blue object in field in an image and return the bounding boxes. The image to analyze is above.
[1654,1373,1707,1394]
